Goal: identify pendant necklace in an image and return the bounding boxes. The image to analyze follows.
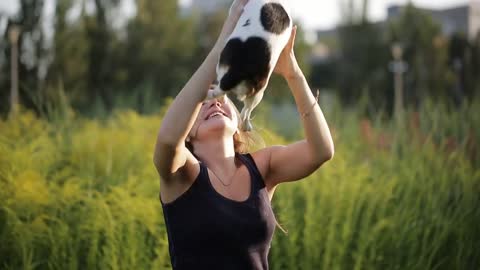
[208,156,239,187]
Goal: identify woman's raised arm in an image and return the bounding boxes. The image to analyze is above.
[153,0,249,182]
[259,26,335,188]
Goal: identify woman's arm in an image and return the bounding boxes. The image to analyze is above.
[259,26,335,188]
[154,0,248,182]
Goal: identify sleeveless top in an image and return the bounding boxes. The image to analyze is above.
[161,153,276,270]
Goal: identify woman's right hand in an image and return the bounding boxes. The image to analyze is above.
[215,0,249,50]
[274,26,302,81]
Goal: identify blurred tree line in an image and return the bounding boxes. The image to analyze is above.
[1,0,479,117]
[0,0,311,116]
[310,1,480,114]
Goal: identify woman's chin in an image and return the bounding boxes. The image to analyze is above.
[199,119,237,136]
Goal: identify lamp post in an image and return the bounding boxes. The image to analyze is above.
[452,57,464,106]
[9,24,21,115]
[389,43,407,122]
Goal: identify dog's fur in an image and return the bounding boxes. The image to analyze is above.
[207,0,292,131]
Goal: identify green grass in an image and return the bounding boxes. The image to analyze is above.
[0,97,478,269]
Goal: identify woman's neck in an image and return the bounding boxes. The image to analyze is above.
[193,137,238,177]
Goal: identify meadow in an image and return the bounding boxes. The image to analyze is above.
[0,96,479,270]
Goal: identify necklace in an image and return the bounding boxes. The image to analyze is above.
[208,157,239,187]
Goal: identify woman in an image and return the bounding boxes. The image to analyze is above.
[153,0,334,269]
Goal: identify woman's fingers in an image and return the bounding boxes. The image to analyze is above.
[287,25,297,51]
[273,25,300,77]
[217,0,249,46]
[230,0,249,17]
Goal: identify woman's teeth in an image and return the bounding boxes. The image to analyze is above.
[207,112,224,119]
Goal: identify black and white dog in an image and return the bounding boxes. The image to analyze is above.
[207,0,292,131]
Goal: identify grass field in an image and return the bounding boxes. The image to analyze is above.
[0,97,479,269]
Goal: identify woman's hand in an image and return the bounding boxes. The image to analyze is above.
[214,0,249,50]
[273,26,303,80]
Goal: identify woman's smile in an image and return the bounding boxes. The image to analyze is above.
[204,106,229,120]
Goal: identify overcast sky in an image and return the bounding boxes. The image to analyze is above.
[0,0,475,30]
[181,0,473,29]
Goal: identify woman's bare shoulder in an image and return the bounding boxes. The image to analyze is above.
[249,148,275,181]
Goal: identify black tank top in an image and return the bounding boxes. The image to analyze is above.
[161,153,276,270]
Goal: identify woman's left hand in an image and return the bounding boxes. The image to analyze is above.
[273,26,302,80]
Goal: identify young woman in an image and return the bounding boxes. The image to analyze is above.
[153,1,334,269]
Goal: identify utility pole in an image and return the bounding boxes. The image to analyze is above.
[389,43,407,122]
[452,57,464,106]
[8,24,21,116]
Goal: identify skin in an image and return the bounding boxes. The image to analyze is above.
[153,0,334,204]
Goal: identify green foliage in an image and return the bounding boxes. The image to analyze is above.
[387,4,454,105]
[0,0,316,115]
[1,95,479,269]
[336,21,388,106]
[122,0,198,101]
[316,2,478,111]
[0,109,167,269]
[0,0,48,114]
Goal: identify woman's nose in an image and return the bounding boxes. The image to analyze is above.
[206,97,224,107]
[211,99,222,108]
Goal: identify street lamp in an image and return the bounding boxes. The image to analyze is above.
[389,43,407,122]
[8,24,21,115]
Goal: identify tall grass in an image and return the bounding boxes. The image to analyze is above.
[0,96,478,269]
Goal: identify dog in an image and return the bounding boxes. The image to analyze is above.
[207,0,293,131]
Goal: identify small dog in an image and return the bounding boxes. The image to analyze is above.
[207,0,292,131]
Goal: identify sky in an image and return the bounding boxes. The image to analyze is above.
[0,0,475,30]
[180,0,473,30]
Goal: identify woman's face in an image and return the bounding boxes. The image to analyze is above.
[189,90,239,141]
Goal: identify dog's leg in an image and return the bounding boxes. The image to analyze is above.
[240,90,265,131]
[240,106,252,131]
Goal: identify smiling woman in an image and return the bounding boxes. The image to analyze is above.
[185,91,254,156]
[153,0,334,269]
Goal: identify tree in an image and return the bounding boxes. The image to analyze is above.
[121,0,198,111]
[336,0,389,108]
[0,18,11,115]
[336,21,388,107]
[0,0,47,114]
[46,0,90,110]
[85,0,122,111]
[472,32,480,98]
[387,4,453,107]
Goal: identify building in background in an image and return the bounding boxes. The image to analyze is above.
[313,2,480,64]
[470,1,480,40]
[387,2,480,41]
